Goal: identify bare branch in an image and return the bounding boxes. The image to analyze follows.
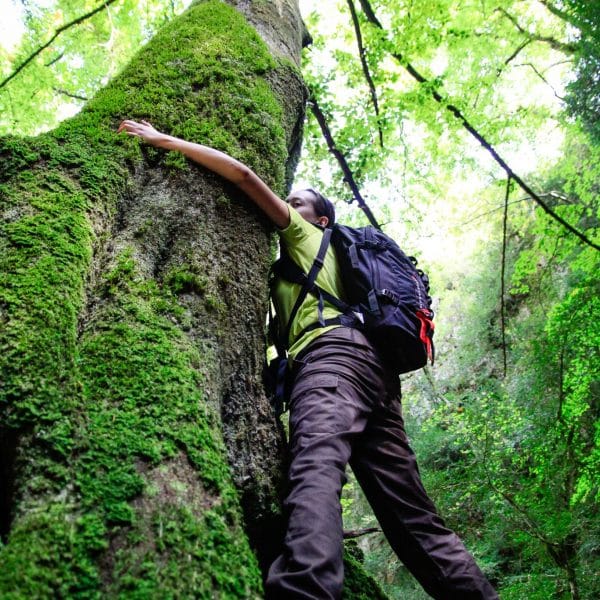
[53,87,88,102]
[500,176,511,378]
[503,39,532,67]
[495,7,577,54]
[492,39,531,84]
[343,527,380,539]
[514,62,565,100]
[356,0,600,252]
[357,0,382,28]
[0,0,119,90]
[45,52,64,67]
[347,0,384,148]
[547,58,576,71]
[460,197,527,227]
[309,93,381,230]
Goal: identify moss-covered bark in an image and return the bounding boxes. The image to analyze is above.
[0,1,306,596]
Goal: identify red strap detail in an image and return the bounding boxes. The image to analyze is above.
[416,309,434,363]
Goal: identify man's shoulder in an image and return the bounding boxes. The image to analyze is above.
[279,206,322,248]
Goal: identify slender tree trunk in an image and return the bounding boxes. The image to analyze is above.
[0,1,306,595]
[567,564,580,600]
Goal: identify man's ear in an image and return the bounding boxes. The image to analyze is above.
[316,216,329,228]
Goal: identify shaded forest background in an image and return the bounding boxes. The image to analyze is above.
[1,0,598,598]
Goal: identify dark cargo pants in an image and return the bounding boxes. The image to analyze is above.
[265,328,498,600]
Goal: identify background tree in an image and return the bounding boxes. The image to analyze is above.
[0,0,188,136]
[299,1,598,598]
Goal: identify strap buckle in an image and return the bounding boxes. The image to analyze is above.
[378,288,400,304]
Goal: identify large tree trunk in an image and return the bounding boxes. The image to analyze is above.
[0,1,305,595]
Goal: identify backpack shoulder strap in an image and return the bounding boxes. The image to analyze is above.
[281,227,332,349]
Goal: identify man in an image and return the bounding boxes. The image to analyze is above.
[118,120,499,600]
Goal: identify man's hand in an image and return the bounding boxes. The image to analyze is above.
[117,120,168,146]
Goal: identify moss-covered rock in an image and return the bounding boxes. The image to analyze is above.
[343,542,390,600]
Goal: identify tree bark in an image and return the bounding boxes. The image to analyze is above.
[0,1,306,595]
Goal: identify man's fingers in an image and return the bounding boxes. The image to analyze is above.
[118,120,134,133]
[117,119,156,140]
[117,119,144,132]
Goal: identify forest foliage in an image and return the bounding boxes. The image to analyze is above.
[1,0,598,598]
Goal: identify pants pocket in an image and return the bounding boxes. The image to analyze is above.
[289,372,341,448]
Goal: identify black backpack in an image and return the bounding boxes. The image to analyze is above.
[267,224,434,410]
[329,224,434,371]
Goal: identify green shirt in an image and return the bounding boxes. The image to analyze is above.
[273,206,346,359]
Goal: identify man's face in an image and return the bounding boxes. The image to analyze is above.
[286,190,327,226]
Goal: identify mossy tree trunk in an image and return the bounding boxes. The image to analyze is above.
[0,1,306,596]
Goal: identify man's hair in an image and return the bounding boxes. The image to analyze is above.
[305,188,336,227]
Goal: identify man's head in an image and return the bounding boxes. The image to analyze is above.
[285,188,335,228]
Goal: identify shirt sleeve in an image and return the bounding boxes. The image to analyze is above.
[278,206,324,274]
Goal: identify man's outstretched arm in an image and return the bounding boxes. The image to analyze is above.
[118,119,290,228]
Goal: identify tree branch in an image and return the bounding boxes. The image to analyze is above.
[309,93,381,230]
[347,0,384,148]
[503,39,532,67]
[356,0,600,252]
[53,87,88,102]
[514,62,565,100]
[460,197,528,227]
[495,7,577,54]
[45,52,65,67]
[491,39,531,87]
[500,176,511,378]
[0,0,119,90]
[343,527,380,539]
[357,0,382,28]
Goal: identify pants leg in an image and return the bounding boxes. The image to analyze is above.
[265,329,388,600]
[350,396,499,600]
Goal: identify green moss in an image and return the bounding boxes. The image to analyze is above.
[0,162,93,466]
[342,543,390,600]
[217,273,233,287]
[76,249,261,595]
[204,294,227,313]
[165,266,208,295]
[0,136,41,183]
[110,506,260,598]
[81,0,288,193]
[102,248,137,293]
[0,505,106,598]
[81,250,231,491]
[216,193,231,208]
[1,244,262,596]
